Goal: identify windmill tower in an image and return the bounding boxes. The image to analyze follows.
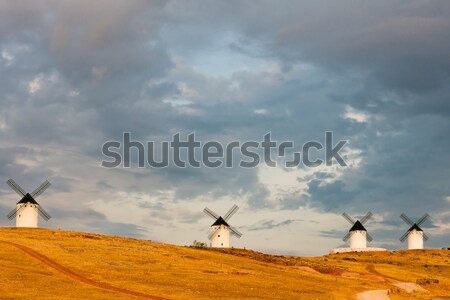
[203,204,242,248]
[6,179,52,228]
[342,212,373,249]
[399,213,430,250]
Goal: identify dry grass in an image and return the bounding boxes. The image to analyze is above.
[0,227,449,300]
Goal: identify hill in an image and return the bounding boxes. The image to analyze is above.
[0,227,449,300]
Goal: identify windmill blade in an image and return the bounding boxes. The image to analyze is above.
[208,226,220,241]
[400,213,414,226]
[360,211,373,225]
[342,212,355,225]
[416,213,430,226]
[423,232,429,241]
[223,204,239,222]
[6,179,26,197]
[6,207,17,220]
[366,232,373,242]
[6,205,26,220]
[229,225,242,239]
[31,180,51,199]
[399,231,409,242]
[33,205,51,221]
[203,207,220,220]
[342,232,351,242]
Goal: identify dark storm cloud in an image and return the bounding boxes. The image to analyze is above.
[116,0,450,248]
[275,4,450,93]
[306,180,358,211]
[0,0,174,140]
[0,0,449,252]
[0,147,56,189]
[320,229,342,239]
[248,218,316,231]
[164,0,450,115]
[49,207,150,238]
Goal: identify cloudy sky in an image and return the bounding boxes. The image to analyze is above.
[1,0,449,255]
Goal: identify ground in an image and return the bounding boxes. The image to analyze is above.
[0,227,449,300]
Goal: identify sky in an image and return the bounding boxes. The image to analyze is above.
[0,0,449,255]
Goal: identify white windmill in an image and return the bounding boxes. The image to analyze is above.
[203,204,242,248]
[6,179,52,228]
[399,213,430,250]
[342,212,373,249]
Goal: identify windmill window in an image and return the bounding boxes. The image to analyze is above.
[221,243,223,246]
[218,235,220,237]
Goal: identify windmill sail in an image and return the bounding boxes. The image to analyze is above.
[342,212,355,225]
[416,213,430,226]
[31,180,51,198]
[208,227,221,240]
[229,225,242,238]
[360,212,373,225]
[400,213,414,226]
[6,205,26,220]
[7,179,26,197]
[203,207,219,220]
[33,205,51,221]
[223,205,239,221]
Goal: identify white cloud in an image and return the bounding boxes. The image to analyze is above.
[0,118,8,130]
[1,50,13,63]
[343,105,369,123]
[257,145,363,208]
[253,108,268,115]
[28,76,42,94]
[91,66,107,79]
[69,90,80,97]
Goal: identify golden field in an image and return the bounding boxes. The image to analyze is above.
[0,227,449,300]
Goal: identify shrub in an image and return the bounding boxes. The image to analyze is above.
[192,240,208,248]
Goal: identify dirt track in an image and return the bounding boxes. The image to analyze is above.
[365,263,399,282]
[357,290,390,300]
[1,241,169,300]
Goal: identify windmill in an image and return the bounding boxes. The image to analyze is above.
[6,179,51,228]
[399,213,430,250]
[203,204,242,248]
[342,212,373,249]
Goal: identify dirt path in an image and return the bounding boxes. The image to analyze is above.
[1,241,169,300]
[361,263,431,298]
[357,290,390,300]
[392,282,427,293]
[365,263,399,283]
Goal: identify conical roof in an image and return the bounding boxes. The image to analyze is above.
[408,223,423,232]
[211,216,229,227]
[17,193,38,205]
[349,220,367,231]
